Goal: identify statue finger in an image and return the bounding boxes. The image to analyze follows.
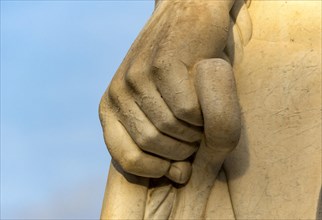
[151,57,203,126]
[124,61,202,143]
[99,96,171,178]
[165,161,192,184]
[194,58,241,153]
[102,85,198,161]
[114,98,198,161]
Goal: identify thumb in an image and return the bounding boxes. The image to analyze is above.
[195,58,241,157]
[169,58,241,219]
[165,161,192,184]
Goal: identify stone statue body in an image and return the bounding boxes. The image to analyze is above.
[99,0,321,219]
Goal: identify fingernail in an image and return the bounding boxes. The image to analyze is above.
[168,165,182,183]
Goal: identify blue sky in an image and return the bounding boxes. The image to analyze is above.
[1,1,154,218]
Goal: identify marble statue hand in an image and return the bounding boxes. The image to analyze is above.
[99,0,235,219]
[99,0,235,183]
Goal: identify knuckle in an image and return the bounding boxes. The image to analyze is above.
[124,69,139,91]
[137,128,159,147]
[173,103,199,120]
[99,93,116,127]
[178,145,198,160]
[156,117,176,132]
[121,151,141,173]
[171,153,188,161]
[136,134,150,148]
[147,128,160,142]
[99,95,108,120]
[137,136,148,148]
[107,82,120,104]
[125,64,148,93]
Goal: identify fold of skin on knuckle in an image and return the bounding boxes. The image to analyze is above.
[121,151,147,176]
[124,62,151,95]
[124,70,140,95]
[99,89,122,124]
[137,129,196,161]
[169,142,197,161]
[120,147,171,178]
[119,150,138,174]
[171,102,201,125]
[106,80,126,112]
[136,127,158,149]
[157,117,201,143]
[157,116,176,134]
[174,125,202,143]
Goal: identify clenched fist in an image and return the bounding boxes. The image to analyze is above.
[99,0,235,184]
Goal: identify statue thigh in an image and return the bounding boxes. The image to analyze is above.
[208,1,321,218]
